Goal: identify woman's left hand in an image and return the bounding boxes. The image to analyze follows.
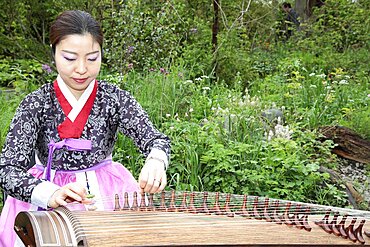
[138,158,167,194]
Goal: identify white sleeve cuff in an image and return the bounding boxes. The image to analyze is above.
[146,148,169,170]
[31,181,60,209]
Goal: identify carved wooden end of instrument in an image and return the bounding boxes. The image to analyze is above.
[15,190,370,246]
[14,208,87,247]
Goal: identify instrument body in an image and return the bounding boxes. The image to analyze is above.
[14,191,370,246]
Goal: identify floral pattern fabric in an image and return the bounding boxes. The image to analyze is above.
[0,81,170,203]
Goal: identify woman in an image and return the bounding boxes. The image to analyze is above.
[0,10,170,246]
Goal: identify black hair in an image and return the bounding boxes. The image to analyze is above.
[50,10,103,55]
[282,2,292,8]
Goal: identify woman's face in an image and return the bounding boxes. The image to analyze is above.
[54,33,101,99]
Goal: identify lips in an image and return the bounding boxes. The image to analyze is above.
[73,78,88,84]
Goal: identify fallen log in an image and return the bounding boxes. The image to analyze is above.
[319,125,370,164]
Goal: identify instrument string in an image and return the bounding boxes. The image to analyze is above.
[71,192,369,218]
[73,220,290,238]
[67,211,367,239]
[60,191,369,239]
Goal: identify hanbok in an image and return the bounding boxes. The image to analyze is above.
[0,76,170,246]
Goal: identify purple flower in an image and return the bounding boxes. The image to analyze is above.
[160,68,169,75]
[149,68,155,72]
[127,63,133,70]
[42,64,52,73]
[127,46,135,54]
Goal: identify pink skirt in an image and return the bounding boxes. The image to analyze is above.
[0,161,139,247]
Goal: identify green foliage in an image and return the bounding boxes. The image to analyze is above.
[298,0,370,52]
[0,59,56,93]
[0,0,109,61]
[99,65,351,207]
[0,49,366,209]
[112,133,144,179]
[0,0,369,211]
[246,47,369,139]
[0,0,57,60]
[0,93,22,149]
[102,0,190,72]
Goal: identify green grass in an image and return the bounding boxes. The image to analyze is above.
[0,44,369,211]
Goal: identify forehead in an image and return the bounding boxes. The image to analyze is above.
[57,34,100,51]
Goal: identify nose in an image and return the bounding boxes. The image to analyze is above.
[75,59,87,74]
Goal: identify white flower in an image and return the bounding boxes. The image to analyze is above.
[339,80,348,85]
[166,114,171,118]
[202,87,210,90]
[309,73,315,76]
[265,123,293,141]
[274,124,293,140]
[189,108,194,113]
[268,130,274,141]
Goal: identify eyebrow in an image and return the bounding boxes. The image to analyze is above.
[61,50,100,55]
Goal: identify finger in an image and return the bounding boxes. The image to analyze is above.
[147,167,164,193]
[143,173,156,193]
[63,187,83,202]
[54,196,67,206]
[152,172,167,193]
[81,198,94,205]
[139,167,150,190]
[141,165,158,193]
[68,182,87,197]
[148,179,161,194]
[149,170,165,194]
[158,172,167,192]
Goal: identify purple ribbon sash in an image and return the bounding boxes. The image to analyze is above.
[46,138,92,181]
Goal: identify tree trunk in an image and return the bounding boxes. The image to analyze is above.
[294,0,307,21]
[212,0,219,52]
[211,0,220,82]
[295,0,325,20]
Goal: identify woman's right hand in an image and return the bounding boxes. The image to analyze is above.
[47,182,92,208]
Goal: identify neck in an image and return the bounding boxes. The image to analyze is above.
[69,88,84,100]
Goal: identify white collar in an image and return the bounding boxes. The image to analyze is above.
[56,75,95,122]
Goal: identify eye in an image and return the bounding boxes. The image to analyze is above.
[87,55,99,62]
[63,56,76,61]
